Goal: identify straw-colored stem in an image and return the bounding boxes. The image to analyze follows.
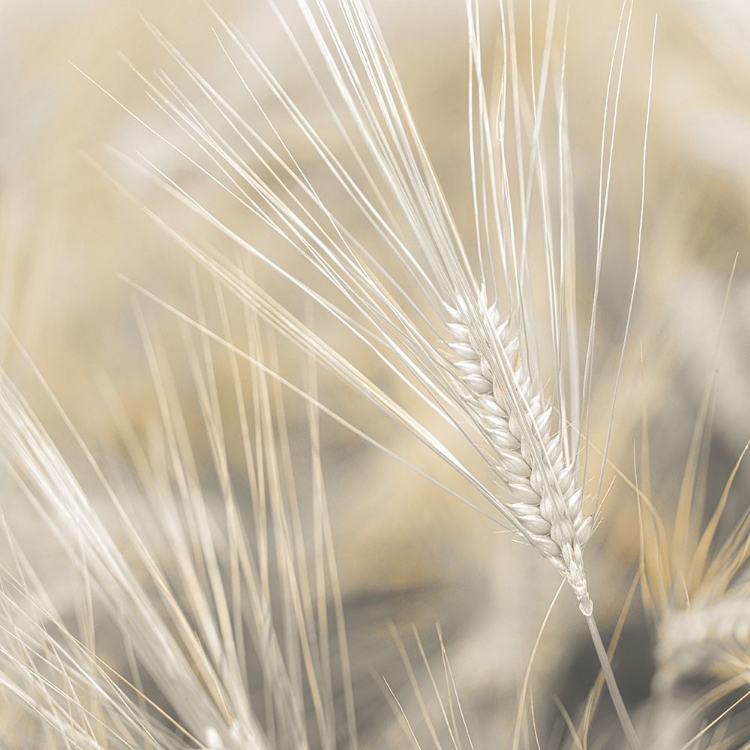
[585,612,641,750]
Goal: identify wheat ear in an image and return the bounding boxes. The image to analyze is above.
[0,318,359,750]
[91,0,649,744]
[655,591,750,689]
[447,291,593,612]
[641,396,750,696]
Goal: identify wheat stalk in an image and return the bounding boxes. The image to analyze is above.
[0,0,668,745]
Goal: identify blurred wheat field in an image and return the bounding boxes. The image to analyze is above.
[2,1,750,748]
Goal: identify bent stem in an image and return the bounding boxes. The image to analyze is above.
[585,612,641,750]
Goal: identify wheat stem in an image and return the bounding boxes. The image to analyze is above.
[585,612,641,750]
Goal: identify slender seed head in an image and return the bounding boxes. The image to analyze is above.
[446,290,593,613]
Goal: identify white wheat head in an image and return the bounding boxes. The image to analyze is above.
[91,0,654,618]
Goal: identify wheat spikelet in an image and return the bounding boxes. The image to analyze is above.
[446,289,593,609]
[650,501,750,694]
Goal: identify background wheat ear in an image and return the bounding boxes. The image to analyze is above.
[627,354,750,746]
[0,310,367,750]
[648,440,750,687]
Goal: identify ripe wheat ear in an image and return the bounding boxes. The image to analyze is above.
[99,0,661,746]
